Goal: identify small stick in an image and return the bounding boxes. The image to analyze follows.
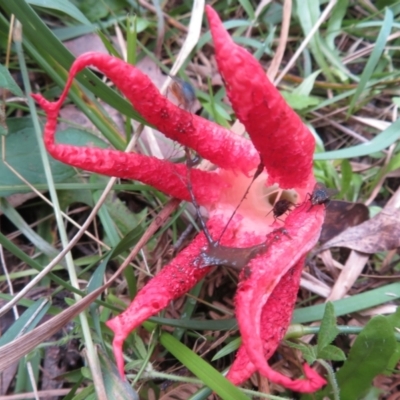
[216,161,264,244]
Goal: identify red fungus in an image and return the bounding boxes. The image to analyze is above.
[33,5,327,394]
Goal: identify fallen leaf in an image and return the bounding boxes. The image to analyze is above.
[320,200,369,243]
[319,207,400,253]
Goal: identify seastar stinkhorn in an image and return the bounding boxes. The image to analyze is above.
[32,5,327,393]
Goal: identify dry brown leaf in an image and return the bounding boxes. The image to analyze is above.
[320,200,369,243]
[320,207,400,253]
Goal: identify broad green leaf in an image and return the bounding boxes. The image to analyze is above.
[57,178,95,209]
[363,387,385,400]
[384,307,400,372]
[385,306,400,328]
[27,0,91,25]
[318,345,346,361]
[0,64,24,97]
[0,117,108,197]
[160,333,250,400]
[335,316,396,399]
[317,302,340,352]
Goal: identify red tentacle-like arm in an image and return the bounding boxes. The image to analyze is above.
[106,214,241,378]
[227,257,305,384]
[32,93,224,204]
[106,231,211,377]
[232,202,327,393]
[33,52,259,175]
[206,5,315,190]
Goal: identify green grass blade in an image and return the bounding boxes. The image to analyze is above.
[159,332,250,400]
[238,0,255,19]
[314,116,400,160]
[27,0,91,25]
[293,282,400,323]
[296,0,334,81]
[348,8,393,114]
[0,300,50,346]
[0,198,61,260]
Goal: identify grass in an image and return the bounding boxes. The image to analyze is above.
[1,0,400,399]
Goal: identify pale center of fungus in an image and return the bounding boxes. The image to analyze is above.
[209,168,302,237]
